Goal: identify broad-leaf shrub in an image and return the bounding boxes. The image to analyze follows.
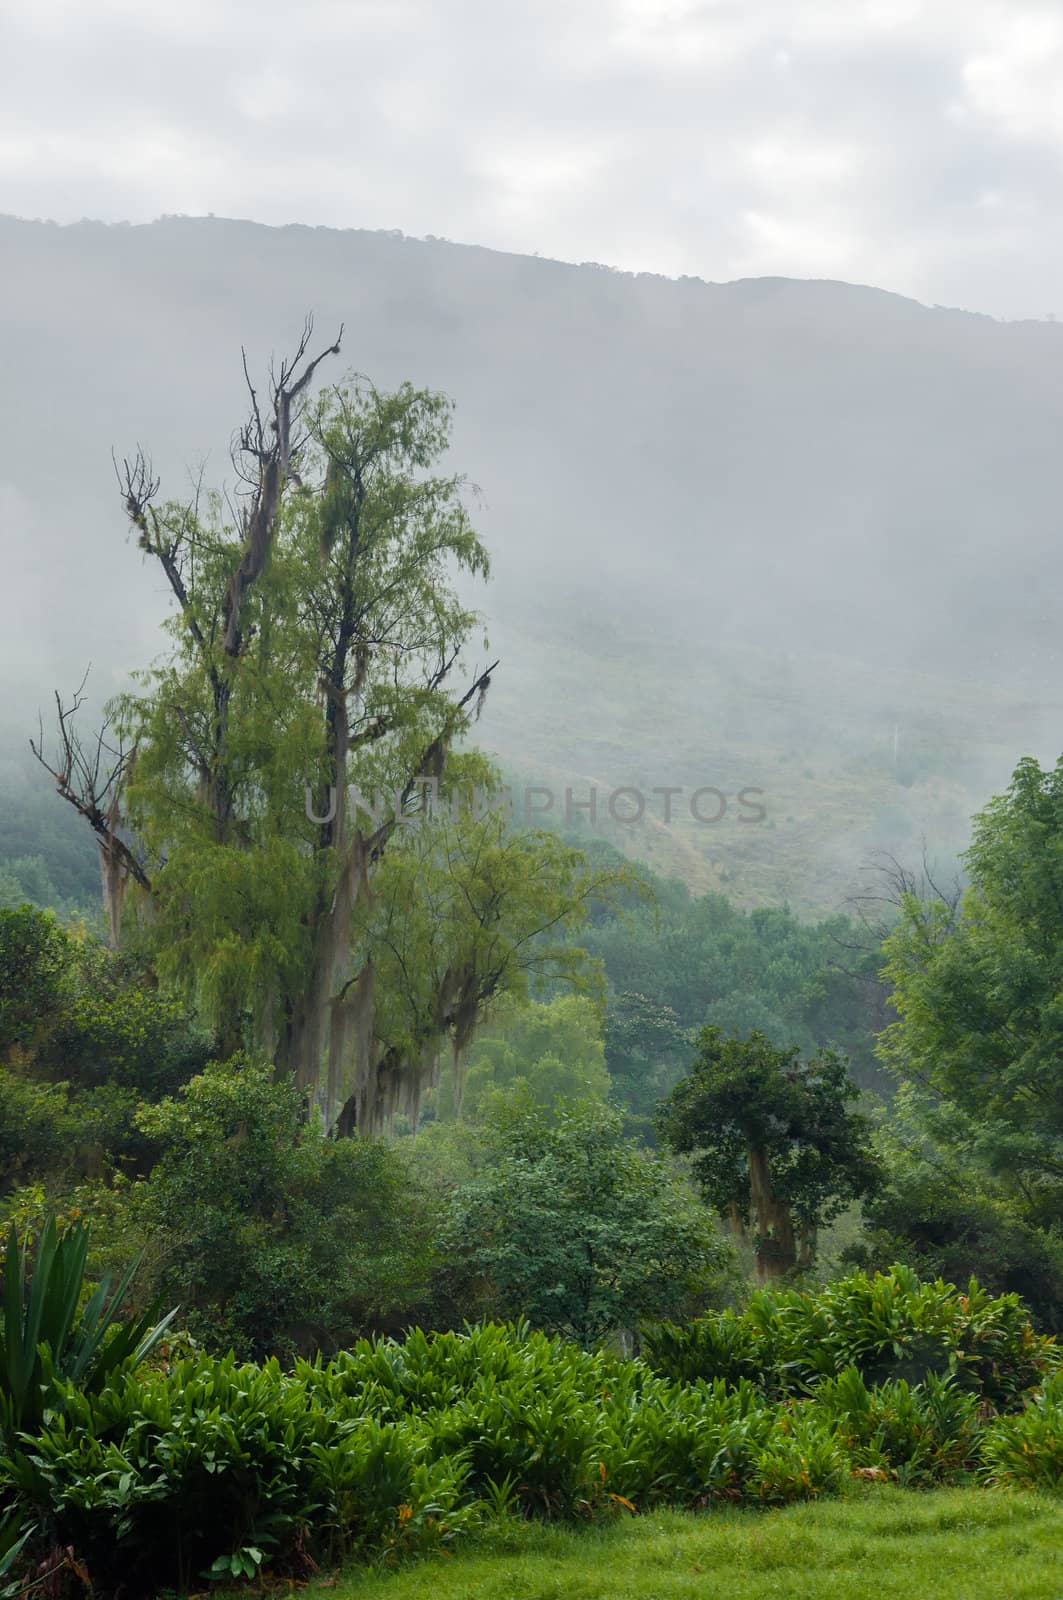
[0,1324,862,1593]
[4,1353,475,1593]
[981,1372,1063,1493]
[813,1367,982,1486]
[3,1295,1062,1596]
[644,1265,1057,1406]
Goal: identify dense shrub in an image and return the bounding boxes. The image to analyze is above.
[813,1367,982,1486]
[600,1374,846,1506]
[2,1287,1061,1596]
[644,1265,1058,1407]
[0,907,214,1193]
[981,1372,1063,1493]
[439,1100,732,1344]
[133,1057,437,1358]
[846,1133,1063,1330]
[3,1353,477,1594]
[0,1323,859,1592]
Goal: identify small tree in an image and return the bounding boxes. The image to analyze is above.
[442,1099,731,1345]
[134,1056,434,1357]
[658,1028,879,1282]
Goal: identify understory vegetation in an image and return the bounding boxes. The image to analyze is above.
[0,1260,1060,1595]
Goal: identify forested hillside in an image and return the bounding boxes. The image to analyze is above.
[4,215,1063,910]
[3,222,1063,1596]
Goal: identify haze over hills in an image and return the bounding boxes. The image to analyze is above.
[3,212,1063,913]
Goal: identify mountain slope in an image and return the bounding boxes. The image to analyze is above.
[2,214,1061,911]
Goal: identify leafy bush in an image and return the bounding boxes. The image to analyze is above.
[602,1375,782,1505]
[846,1097,1063,1330]
[0,907,214,1194]
[133,1056,436,1358]
[640,1309,765,1388]
[751,1413,850,1503]
[4,1357,322,1594]
[3,1298,1061,1597]
[813,1367,982,1485]
[981,1372,1063,1493]
[440,1099,732,1344]
[644,1265,1057,1407]
[4,1352,477,1594]
[302,1323,630,1516]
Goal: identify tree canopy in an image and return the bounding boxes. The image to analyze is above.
[441,1098,732,1344]
[34,330,614,1133]
[881,755,1063,1196]
[658,1027,879,1280]
[866,755,1063,1322]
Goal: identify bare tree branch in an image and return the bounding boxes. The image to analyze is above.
[30,674,150,944]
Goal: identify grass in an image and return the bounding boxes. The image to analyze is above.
[287,1490,1063,1600]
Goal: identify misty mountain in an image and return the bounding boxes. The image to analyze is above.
[3,213,1063,911]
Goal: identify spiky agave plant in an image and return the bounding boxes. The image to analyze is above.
[0,1214,177,1445]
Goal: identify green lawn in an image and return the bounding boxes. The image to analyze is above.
[301,1490,1063,1600]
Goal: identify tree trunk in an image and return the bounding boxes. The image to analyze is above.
[726,1201,749,1243]
[747,1146,797,1282]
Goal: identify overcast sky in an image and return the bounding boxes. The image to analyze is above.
[3,0,1063,320]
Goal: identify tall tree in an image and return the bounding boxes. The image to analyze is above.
[880,754,1063,1229]
[658,1027,879,1281]
[33,326,604,1131]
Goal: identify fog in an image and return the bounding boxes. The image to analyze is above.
[4,213,1063,909]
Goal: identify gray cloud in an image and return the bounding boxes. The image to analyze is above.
[3,1,1063,318]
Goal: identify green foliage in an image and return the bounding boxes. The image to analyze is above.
[0,904,68,1055]
[0,1513,33,1594]
[602,1372,846,1507]
[638,1309,767,1389]
[3,1351,476,1593]
[981,1372,1063,1492]
[877,756,1063,1324]
[845,1086,1063,1328]
[440,1099,732,1343]
[813,1367,982,1486]
[133,1056,435,1358]
[361,813,617,1118]
[6,1295,1061,1598]
[51,357,627,1135]
[0,907,213,1193]
[117,378,491,1031]
[0,1070,76,1192]
[581,871,889,1135]
[602,990,691,1139]
[432,993,609,1122]
[643,1264,1058,1408]
[882,755,1063,1155]
[658,1028,879,1275]
[0,1214,173,1447]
